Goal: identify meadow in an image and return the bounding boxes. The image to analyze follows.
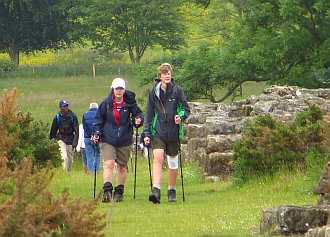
[0,51,321,236]
[48,158,318,237]
[0,74,266,123]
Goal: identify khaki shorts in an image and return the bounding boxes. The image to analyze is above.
[151,136,179,156]
[100,142,132,165]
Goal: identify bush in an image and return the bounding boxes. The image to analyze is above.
[0,58,16,72]
[0,88,61,169]
[0,159,106,237]
[0,88,106,237]
[233,104,328,182]
[7,111,62,169]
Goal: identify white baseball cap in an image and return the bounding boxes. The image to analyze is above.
[111,78,126,89]
[89,102,98,109]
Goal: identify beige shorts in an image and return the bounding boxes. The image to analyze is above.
[100,142,132,165]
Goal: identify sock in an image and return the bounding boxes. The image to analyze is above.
[168,185,176,190]
[154,184,161,190]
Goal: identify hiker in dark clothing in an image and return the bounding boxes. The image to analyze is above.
[92,78,144,202]
[144,63,190,204]
[49,99,79,172]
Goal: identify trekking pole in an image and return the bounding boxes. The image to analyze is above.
[133,127,138,199]
[130,151,133,173]
[147,145,153,191]
[93,143,97,199]
[179,145,185,202]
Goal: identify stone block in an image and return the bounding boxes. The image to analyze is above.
[187,124,205,138]
[260,205,328,235]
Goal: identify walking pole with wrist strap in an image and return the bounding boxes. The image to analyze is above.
[133,127,138,199]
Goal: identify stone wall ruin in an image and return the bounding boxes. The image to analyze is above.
[181,86,330,181]
[181,86,330,236]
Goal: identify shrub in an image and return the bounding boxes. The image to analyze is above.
[0,58,16,72]
[0,158,106,237]
[0,88,106,237]
[233,104,328,182]
[7,111,62,169]
[1,88,61,169]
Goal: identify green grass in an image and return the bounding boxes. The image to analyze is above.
[49,157,318,237]
[0,75,266,123]
[0,68,320,237]
[0,74,150,123]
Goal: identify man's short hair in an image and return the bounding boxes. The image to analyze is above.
[157,63,173,78]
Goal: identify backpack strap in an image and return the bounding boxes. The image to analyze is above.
[56,113,61,125]
[56,113,74,125]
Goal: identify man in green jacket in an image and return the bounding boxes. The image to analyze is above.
[144,63,190,204]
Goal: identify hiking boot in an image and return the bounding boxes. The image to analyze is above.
[114,185,124,202]
[102,182,113,203]
[149,187,161,204]
[168,189,177,202]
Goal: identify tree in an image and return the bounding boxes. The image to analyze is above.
[85,0,187,63]
[0,0,84,66]
[175,0,330,102]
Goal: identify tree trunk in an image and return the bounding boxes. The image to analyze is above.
[7,43,20,66]
[128,46,137,63]
[215,77,271,103]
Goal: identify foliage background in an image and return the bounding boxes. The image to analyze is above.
[1,0,330,235]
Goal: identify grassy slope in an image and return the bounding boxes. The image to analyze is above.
[49,158,318,237]
[0,74,320,236]
[0,74,150,123]
[0,74,266,123]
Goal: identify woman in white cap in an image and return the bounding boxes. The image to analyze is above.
[92,78,143,202]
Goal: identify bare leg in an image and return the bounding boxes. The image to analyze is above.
[116,163,127,185]
[103,159,115,183]
[152,149,165,186]
[168,168,178,186]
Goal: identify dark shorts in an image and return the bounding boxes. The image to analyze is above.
[100,142,131,165]
[151,136,179,156]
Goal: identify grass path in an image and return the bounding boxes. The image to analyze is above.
[49,156,318,237]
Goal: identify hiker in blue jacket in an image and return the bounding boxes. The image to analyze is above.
[49,99,79,172]
[144,63,190,204]
[92,78,143,202]
[82,102,101,174]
